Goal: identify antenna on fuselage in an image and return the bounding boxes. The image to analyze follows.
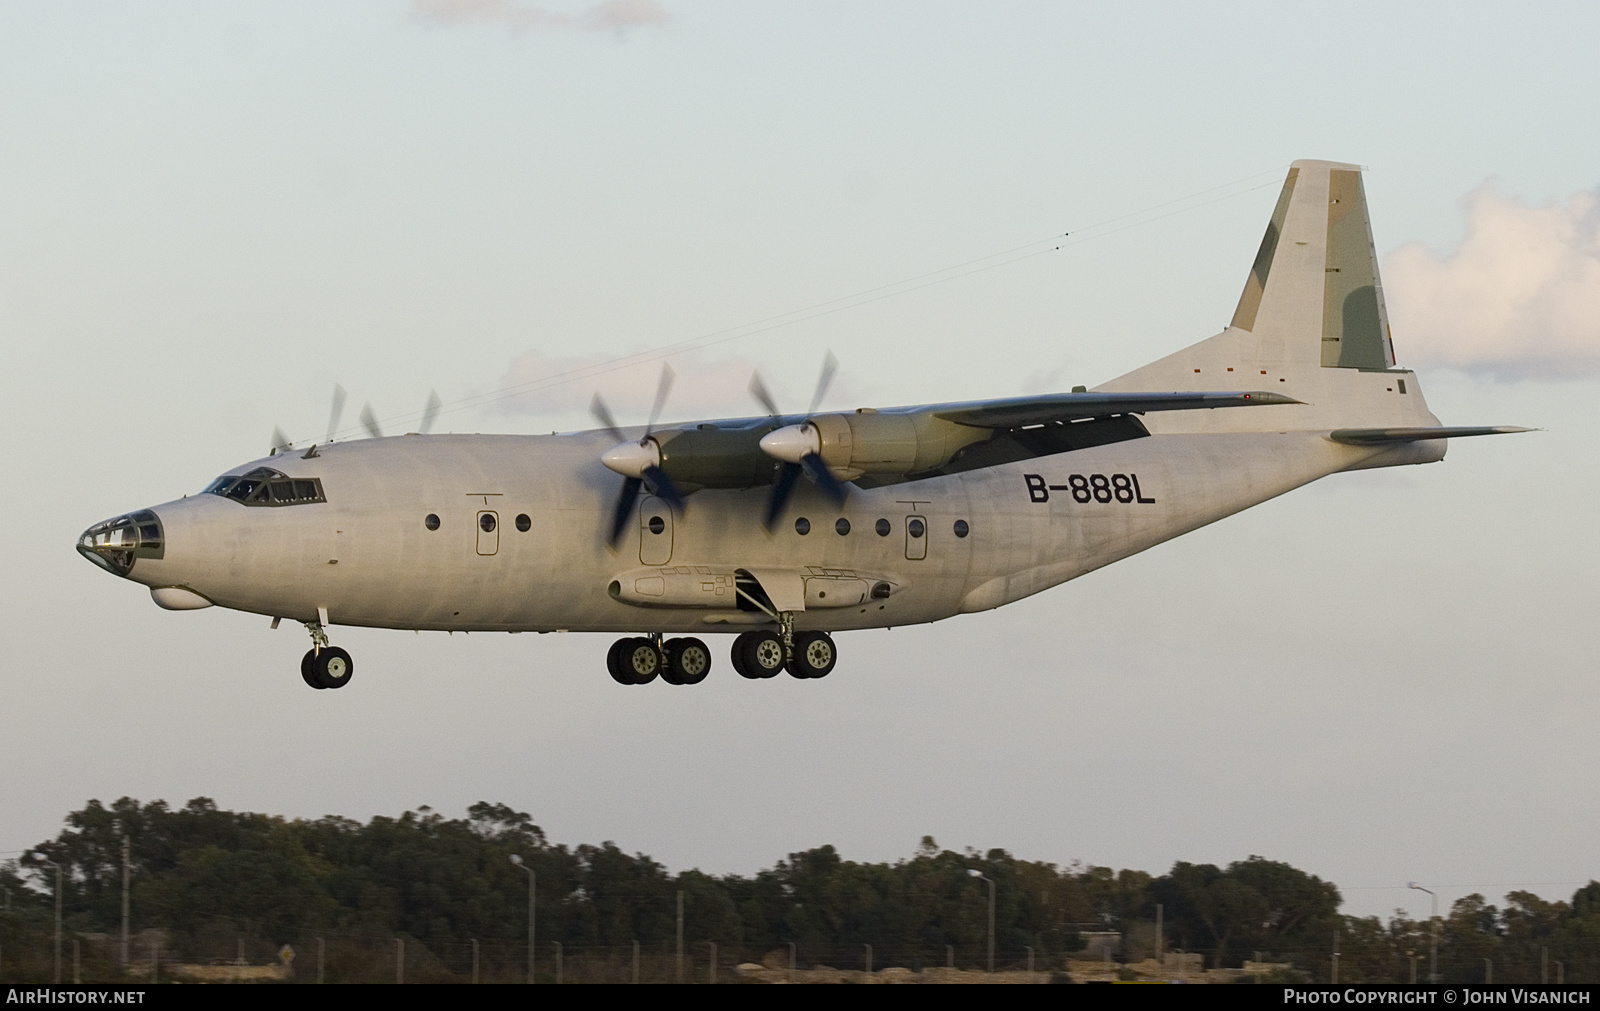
[269,426,292,456]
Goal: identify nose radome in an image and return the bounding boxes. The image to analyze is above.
[77,510,165,577]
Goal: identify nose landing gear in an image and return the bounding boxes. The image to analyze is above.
[301,647,355,689]
[300,621,354,690]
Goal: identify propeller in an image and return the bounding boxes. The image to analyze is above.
[273,384,433,458]
[325,384,348,444]
[592,364,685,546]
[358,402,383,440]
[418,389,442,435]
[750,352,846,529]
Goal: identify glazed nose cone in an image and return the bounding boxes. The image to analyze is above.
[77,510,165,577]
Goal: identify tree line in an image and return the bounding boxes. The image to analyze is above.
[0,797,1594,982]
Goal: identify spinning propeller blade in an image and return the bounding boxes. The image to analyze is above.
[359,403,383,440]
[325,384,347,444]
[763,462,802,531]
[800,452,848,507]
[809,350,839,415]
[418,390,442,435]
[609,477,644,545]
[646,363,675,437]
[748,372,781,422]
[590,394,625,443]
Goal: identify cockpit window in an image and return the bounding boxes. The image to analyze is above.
[205,467,326,507]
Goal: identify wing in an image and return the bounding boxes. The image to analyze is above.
[925,390,1303,429]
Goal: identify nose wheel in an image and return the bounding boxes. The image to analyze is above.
[301,647,354,689]
[299,621,353,690]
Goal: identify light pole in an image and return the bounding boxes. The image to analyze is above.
[1407,883,1439,983]
[510,854,535,983]
[115,821,131,970]
[968,869,995,973]
[31,853,62,983]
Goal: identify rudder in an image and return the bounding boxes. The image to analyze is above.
[1228,160,1396,370]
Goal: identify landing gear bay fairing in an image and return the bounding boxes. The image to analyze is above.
[78,161,1526,689]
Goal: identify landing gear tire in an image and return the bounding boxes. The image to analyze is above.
[729,634,753,678]
[664,637,711,685]
[305,646,354,689]
[786,631,836,679]
[301,650,326,690]
[620,637,661,684]
[737,630,786,679]
[606,638,633,685]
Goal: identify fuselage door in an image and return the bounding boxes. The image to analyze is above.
[639,496,673,566]
[904,514,927,561]
[476,510,500,556]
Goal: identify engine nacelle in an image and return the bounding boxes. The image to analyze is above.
[764,411,989,480]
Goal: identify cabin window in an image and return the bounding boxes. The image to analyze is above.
[794,517,811,535]
[516,514,531,532]
[835,518,851,536]
[479,513,497,533]
[954,519,970,538]
[907,518,926,539]
[205,467,326,507]
[425,514,440,530]
[875,518,891,537]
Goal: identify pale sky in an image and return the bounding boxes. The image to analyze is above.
[3,1,1598,922]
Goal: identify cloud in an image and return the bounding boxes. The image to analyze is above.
[411,0,669,34]
[1385,185,1600,380]
[480,349,855,429]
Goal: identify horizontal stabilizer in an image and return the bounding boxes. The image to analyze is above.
[934,391,1303,430]
[1329,426,1534,445]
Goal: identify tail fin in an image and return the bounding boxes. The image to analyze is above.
[1100,160,1438,433]
[1229,160,1395,369]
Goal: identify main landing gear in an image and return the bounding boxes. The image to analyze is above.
[607,635,712,685]
[300,621,354,690]
[608,626,837,684]
[730,630,836,679]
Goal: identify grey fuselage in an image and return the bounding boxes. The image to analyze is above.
[99,373,1437,637]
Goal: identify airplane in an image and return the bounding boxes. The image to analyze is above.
[76,159,1527,690]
